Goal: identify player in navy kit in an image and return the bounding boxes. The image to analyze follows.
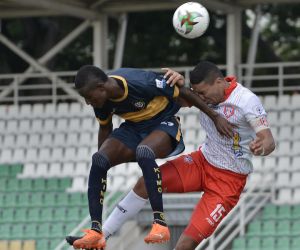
[66,66,234,249]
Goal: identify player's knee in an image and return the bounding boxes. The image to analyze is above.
[133,177,148,199]
[92,151,111,171]
[136,145,155,162]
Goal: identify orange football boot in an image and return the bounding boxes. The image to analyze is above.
[73,229,106,250]
[144,223,170,244]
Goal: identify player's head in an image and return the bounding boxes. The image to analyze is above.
[75,65,109,108]
[190,61,226,105]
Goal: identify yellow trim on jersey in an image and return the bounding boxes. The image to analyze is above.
[174,116,181,141]
[173,86,179,98]
[118,96,169,122]
[109,75,129,102]
[96,114,113,126]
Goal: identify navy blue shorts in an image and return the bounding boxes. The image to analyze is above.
[110,116,185,158]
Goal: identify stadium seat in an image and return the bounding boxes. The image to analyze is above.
[57,103,69,118]
[44,103,56,118]
[267,111,278,127]
[43,119,55,133]
[276,156,290,172]
[276,237,290,250]
[23,240,36,250]
[276,188,293,204]
[8,240,22,250]
[292,126,300,140]
[69,102,83,117]
[51,148,64,162]
[53,133,66,147]
[291,141,300,155]
[278,111,292,126]
[277,126,292,141]
[34,163,48,178]
[3,135,15,149]
[290,94,300,110]
[247,237,261,250]
[40,134,53,147]
[66,133,78,147]
[264,95,277,111]
[261,237,275,250]
[6,106,19,120]
[232,237,246,250]
[18,120,31,134]
[69,118,81,132]
[277,95,291,110]
[262,204,277,220]
[292,188,300,203]
[56,118,68,133]
[276,220,291,236]
[32,103,44,118]
[292,110,300,125]
[247,221,261,236]
[291,156,300,171]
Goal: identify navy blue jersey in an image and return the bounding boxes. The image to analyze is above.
[94,68,180,127]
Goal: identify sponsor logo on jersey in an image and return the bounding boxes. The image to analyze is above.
[232,131,243,157]
[223,105,235,119]
[155,78,166,89]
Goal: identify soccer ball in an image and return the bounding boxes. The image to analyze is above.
[172,2,210,39]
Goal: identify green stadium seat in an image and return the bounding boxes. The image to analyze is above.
[32,179,46,191]
[69,193,83,206]
[60,178,72,190]
[247,237,261,250]
[43,192,56,207]
[30,193,43,207]
[277,205,292,220]
[262,204,277,220]
[0,178,7,191]
[36,239,49,250]
[40,208,53,222]
[261,237,275,250]
[292,206,300,219]
[23,224,37,239]
[13,208,27,223]
[6,179,19,192]
[19,179,33,192]
[16,193,30,207]
[80,206,89,218]
[50,223,65,238]
[0,164,10,176]
[36,223,51,238]
[9,164,23,176]
[262,221,276,236]
[10,224,24,239]
[27,208,40,223]
[276,237,290,250]
[247,221,261,236]
[0,224,11,239]
[53,208,66,222]
[291,220,300,236]
[67,207,81,221]
[56,193,69,206]
[65,222,78,234]
[47,179,60,191]
[291,237,300,250]
[1,209,14,223]
[277,220,290,236]
[3,193,17,208]
[0,193,4,205]
[49,238,62,249]
[232,237,246,250]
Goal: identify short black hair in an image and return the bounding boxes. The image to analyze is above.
[74,65,108,90]
[190,61,223,85]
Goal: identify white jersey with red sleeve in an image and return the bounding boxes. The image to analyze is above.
[199,80,269,175]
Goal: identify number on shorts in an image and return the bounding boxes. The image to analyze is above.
[210,204,226,222]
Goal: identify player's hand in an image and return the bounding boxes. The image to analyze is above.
[213,115,236,138]
[161,68,185,87]
[249,137,264,156]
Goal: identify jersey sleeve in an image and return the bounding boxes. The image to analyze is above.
[243,95,269,133]
[148,76,179,99]
[93,107,113,126]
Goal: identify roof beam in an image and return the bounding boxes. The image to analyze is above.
[0,9,62,18]
[6,0,100,19]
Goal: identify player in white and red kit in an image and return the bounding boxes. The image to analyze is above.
[102,61,276,250]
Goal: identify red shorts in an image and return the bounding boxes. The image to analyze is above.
[160,150,247,243]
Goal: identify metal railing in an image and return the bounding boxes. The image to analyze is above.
[0,62,299,104]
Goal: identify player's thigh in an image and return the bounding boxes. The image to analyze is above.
[99,137,135,166]
[185,192,235,240]
[139,130,174,158]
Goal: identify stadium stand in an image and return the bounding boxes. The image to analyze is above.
[0,94,300,249]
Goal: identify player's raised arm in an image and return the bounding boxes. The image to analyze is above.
[161,68,234,138]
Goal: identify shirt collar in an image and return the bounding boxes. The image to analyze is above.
[223,76,238,101]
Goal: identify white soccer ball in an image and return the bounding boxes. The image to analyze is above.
[172,2,210,39]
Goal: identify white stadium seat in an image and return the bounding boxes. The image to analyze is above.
[38,148,51,162]
[18,120,31,134]
[61,162,75,177]
[18,163,36,178]
[292,188,300,204]
[66,133,78,147]
[67,177,87,192]
[53,133,66,147]
[57,103,69,118]
[74,162,89,177]
[6,120,18,134]
[32,103,44,118]
[277,126,292,141]
[31,119,43,133]
[275,141,291,156]
[290,172,300,187]
[16,134,28,148]
[82,118,97,132]
[19,104,32,119]
[48,162,62,177]
[40,134,53,147]
[3,135,15,148]
[35,163,49,178]
[293,127,300,140]
[6,105,19,120]
[44,119,56,133]
[291,141,300,155]
[275,172,290,188]
[293,110,300,125]
[278,111,292,126]
[28,134,40,147]
[25,148,38,163]
[77,147,90,162]
[12,148,25,163]
[290,94,300,110]
[44,103,56,118]
[263,95,277,111]
[78,132,92,147]
[69,102,83,117]
[277,95,291,110]
[56,118,68,133]
[276,156,291,172]
[69,118,81,132]
[267,111,279,127]
[291,156,300,171]
[51,148,64,162]
[276,188,292,204]
[64,147,77,162]
[0,149,13,163]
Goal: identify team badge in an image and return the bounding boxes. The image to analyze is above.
[184,155,193,164]
[223,105,235,119]
[133,101,145,109]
